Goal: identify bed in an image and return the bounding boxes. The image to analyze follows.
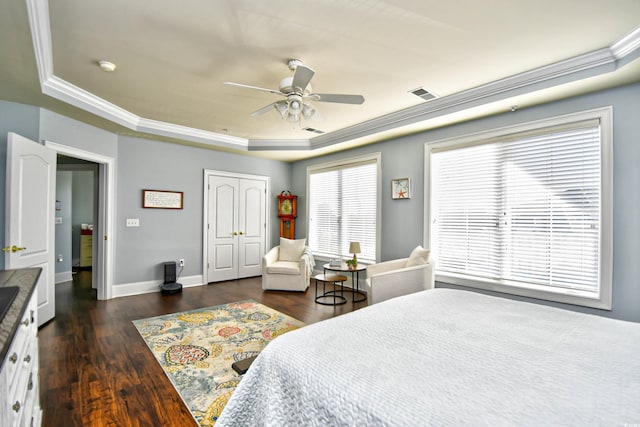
[217,289,640,426]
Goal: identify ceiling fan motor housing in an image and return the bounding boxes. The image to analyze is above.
[279,77,311,94]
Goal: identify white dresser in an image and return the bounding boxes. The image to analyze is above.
[79,230,92,268]
[0,269,42,427]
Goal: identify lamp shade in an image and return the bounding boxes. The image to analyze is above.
[349,242,361,254]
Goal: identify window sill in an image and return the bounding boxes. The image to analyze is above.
[435,272,611,310]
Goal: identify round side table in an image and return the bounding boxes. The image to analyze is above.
[314,274,348,306]
[322,263,367,303]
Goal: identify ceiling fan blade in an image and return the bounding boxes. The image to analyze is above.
[250,102,279,116]
[291,64,315,92]
[224,82,284,96]
[310,93,365,104]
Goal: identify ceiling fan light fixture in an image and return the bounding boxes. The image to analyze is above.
[274,101,288,117]
[289,100,300,111]
[286,112,300,124]
[302,103,315,118]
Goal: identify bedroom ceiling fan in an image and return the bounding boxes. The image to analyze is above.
[224,59,365,126]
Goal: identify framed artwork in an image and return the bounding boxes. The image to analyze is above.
[391,178,411,199]
[143,189,184,209]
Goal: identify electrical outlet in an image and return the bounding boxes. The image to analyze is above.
[179,259,185,267]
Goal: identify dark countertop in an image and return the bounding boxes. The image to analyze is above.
[0,268,41,368]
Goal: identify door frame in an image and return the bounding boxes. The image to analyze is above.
[202,169,270,284]
[45,141,115,300]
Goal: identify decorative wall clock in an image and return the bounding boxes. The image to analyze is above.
[277,191,297,239]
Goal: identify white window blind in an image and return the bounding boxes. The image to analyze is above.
[431,119,606,302]
[308,158,378,263]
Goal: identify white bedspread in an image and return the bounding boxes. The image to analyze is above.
[217,289,640,426]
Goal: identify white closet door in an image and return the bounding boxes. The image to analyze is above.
[206,174,267,282]
[207,175,238,282]
[238,179,266,278]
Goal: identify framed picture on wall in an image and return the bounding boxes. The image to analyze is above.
[143,189,184,209]
[391,178,411,199]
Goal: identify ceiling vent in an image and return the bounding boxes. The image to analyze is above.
[303,127,324,134]
[409,87,438,101]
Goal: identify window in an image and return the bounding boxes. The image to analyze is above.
[426,108,612,309]
[307,153,380,263]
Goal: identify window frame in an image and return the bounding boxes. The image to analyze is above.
[306,152,382,264]
[424,107,613,310]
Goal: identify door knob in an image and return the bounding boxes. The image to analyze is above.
[239,231,244,235]
[1,245,27,253]
[232,232,238,236]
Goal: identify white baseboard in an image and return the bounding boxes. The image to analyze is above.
[55,271,73,284]
[112,274,205,298]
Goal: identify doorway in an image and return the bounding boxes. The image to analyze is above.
[55,156,98,294]
[45,141,115,300]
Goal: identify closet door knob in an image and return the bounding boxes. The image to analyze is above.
[2,245,27,252]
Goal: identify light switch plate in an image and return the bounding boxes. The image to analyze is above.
[126,218,140,227]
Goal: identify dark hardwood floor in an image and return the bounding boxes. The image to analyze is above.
[38,271,367,426]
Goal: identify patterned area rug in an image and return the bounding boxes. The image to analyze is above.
[133,300,305,426]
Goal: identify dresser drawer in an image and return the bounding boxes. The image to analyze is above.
[80,234,93,267]
[1,287,40,427]
[3,304,33,393]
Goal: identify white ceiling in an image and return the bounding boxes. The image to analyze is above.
[1,0,639,161]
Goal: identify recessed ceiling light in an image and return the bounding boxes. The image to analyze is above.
[98,60,116,72]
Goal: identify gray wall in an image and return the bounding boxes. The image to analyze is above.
[0,104,290,288]
[1,83,638,321]
[54,171,72,275]
[115,135,290,285]
[291,83,640,322]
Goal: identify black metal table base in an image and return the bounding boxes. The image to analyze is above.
[314,275,347,306]
[322,264,368,304]
[315,294,347,306]
[326,288,367,303]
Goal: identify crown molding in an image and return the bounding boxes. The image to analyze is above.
[25,0,52,84]
[137,118,247,149]
[248,139,311,150]
[26,0,640,153]
[43,75,140,128]
[309,48,620,150]
[611,25,640,58]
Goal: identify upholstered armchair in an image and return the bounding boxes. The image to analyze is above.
[262,238,314,291]
[365,246,435,305]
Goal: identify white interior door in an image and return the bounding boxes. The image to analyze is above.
[205,172,268,283]
[207,175,238,282]
[238,179,266,278]
[5,132,56,326]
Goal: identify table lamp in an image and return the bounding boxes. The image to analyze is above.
[349,242,361,266]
